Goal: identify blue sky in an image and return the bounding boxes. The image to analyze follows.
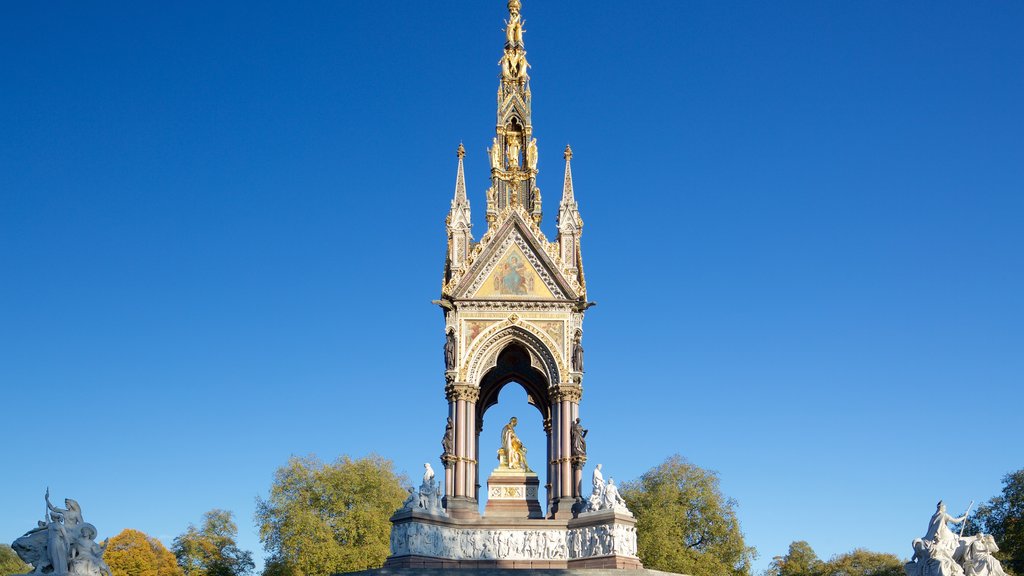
[1,1,1022,573]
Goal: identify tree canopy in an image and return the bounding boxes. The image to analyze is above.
[819,549,904,576]
[104,529,183,576]
[0,544,31,576]
[619,454,756,576]
[172,510,254,576]
[972,468,1024,576]
[771,542,902,576]
[255,454,407,576]
[770,541,825,576]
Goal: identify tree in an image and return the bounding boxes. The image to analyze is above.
[819,549,903,576]
[172,510,254,576]
[619,454,756,576]
[770,541,825,576]
[255,454,407,576]
[104,529,183,576]
[972,468,1024,576]
[0,544,31,576]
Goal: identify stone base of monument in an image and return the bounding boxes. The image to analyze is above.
[483,468,543,519]
[385,508,641,569]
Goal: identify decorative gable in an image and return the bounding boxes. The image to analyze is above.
[473,243,554,299]
[451,212,578,301]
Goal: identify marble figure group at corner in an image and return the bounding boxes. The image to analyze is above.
[584,464,631,515]
[904,501,1008,576]
[10,490,113,576]
[399,463,446,516]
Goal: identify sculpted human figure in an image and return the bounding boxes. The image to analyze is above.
[964,535,1007,576]
[526,138,538,170]
[589,464,605,507]
[442,417,454,456]
[571,417,588,458]
[572,335,584,372]
[490,138,502,169]
[925,501,968,553]
[506,135,521,168]
[602,478,630,512]
[46,512,70,576]
[500,417,529,470]
[444,331,456,370]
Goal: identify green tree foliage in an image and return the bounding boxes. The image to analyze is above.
[0,544,31,576]
[255,454,407,576]
[770,543,901,576]
[104,529,183,576]
[770,541,825,576]
[819,549,904,576]
[619,454,756,576]
[172,510,254,576]
[972,469,1024,576]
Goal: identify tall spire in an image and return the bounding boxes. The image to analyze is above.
[446,143,472,278]
[486,0,540,225]
[454,143,467,203]
[557,144,584,281]
[560,145,575,205]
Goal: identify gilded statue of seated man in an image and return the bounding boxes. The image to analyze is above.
[499,417,530,471]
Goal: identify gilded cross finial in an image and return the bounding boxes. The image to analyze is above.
[457,143,466,159]
[564,144,573,160]
[508,0,521,15]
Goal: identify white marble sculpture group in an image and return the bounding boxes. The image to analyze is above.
[584,464,632,515]
[905,501,1008,576]
[400,463,446,516]
[10,490,113,576]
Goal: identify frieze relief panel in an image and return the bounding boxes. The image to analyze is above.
[390,521,637,561]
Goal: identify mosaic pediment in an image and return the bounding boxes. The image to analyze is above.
[473,243,555,299]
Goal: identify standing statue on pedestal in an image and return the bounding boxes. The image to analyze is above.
[441,417,454,457]
[572,334,584,372]
[571,418,587,459]
[526,138,538,170]
[10,490,112,576]
[498,417,530,471]
[444,331,456,371]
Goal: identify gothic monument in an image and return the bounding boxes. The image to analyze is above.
[385,0,641,569]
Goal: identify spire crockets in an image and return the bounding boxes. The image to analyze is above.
[446,143,472,278]
[486,0,541,226]
[557,145,584,281]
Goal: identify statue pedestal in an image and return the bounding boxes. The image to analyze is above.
[483,468,543,519]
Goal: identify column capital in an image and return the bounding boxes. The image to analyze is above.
[550,384,582,403]
[446,382,480,402]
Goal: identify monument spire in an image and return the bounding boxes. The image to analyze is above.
[445,143,472,277]
[486,0,540,225]
[557,144,584,283]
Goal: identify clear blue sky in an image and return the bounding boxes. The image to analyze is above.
[2,1,1021,573]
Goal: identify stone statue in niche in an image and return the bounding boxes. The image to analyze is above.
[506,135,521,168]
[441,417,454,456]
[526,138,538,170]
[10,490,113,576]
[571,417,587,459]
[489,138,502,170]
[572,334,584,372]
[444,330,456,371]
[498,416,530,471]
